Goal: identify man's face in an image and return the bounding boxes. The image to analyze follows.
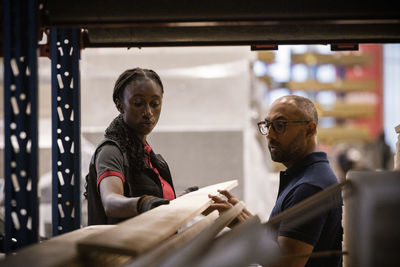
[265,98,309,167]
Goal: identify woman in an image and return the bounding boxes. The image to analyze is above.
[85,68,175,225]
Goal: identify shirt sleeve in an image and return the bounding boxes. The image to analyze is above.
[278,183,327,246]
[95,144,126,192]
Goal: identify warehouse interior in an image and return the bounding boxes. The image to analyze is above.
[0,1,400,266]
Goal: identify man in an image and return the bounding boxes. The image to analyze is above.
[209,95,342,267]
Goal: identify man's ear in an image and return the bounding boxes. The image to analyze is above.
[307,122,317,136]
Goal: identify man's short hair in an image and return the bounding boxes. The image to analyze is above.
[282,95,318,124]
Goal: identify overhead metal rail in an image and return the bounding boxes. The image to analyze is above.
[43,0,400,47]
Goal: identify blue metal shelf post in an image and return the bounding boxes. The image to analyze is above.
[2,0,39,252]
[50,28,81,236]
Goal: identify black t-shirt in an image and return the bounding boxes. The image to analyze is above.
[95,144,126,193]
[279,184,327,245]
[269,152,343,267]
[85,139,175,225]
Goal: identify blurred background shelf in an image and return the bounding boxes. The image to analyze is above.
[291,52,373,66]
[285,80,377,92]
[256,75,273,87]
[317,102,376,119]
[252,44,389,181]
[317,126,373,145]
[257,51,275,64]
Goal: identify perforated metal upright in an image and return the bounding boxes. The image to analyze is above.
[2,0,39,252]
[50,28,81,236]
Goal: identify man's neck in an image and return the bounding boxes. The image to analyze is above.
[283,149,316,169]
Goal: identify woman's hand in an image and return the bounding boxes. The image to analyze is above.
[137,195,169,213]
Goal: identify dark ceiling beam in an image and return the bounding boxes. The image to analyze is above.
[44,0,400,26]
[37,0,400,47]
[84,21,400,47]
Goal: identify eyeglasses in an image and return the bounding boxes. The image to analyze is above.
[257,120,310,135]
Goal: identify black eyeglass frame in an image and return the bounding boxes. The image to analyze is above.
[257,120,310,135]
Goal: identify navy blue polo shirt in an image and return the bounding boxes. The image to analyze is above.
[269,152,343,267]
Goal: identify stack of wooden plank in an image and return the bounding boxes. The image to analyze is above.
[1,180,278,267]
[0,178,353,267]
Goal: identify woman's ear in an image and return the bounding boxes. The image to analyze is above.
[115,99,124,114]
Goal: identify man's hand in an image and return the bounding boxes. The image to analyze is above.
[208,190,237,212]
[137,195,170,214]
[207,190,253,227]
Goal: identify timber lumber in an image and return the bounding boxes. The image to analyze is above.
[190,216,279,267]
[291,52,373,66]
[152,201,245,267]
[194,182,345,267]
[77,180,238,257]
[317,102,375,118]
[0,225,114,267]
[127,211,219,267]
[198,182,346,267]
[285,79,376,92]
[317,126,372,144]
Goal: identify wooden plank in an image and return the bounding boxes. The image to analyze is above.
[77,180,238,257]
[191,182,346,267]
[128,211,219,267]
[192,184,346,267]
[189,216,279,267]
[154,201,245,267]
[0,225,114,267]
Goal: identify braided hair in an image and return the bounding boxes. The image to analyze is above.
[112,68,164,104]
[105,68,164,177]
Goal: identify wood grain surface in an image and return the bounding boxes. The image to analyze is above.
[77,180,238,257]
[156,201,245,267]
[127,211,219,267]
[0,225,115,267]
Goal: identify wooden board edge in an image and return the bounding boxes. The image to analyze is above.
[76,180,239,257]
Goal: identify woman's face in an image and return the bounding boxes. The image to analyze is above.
[117,79,163,143]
